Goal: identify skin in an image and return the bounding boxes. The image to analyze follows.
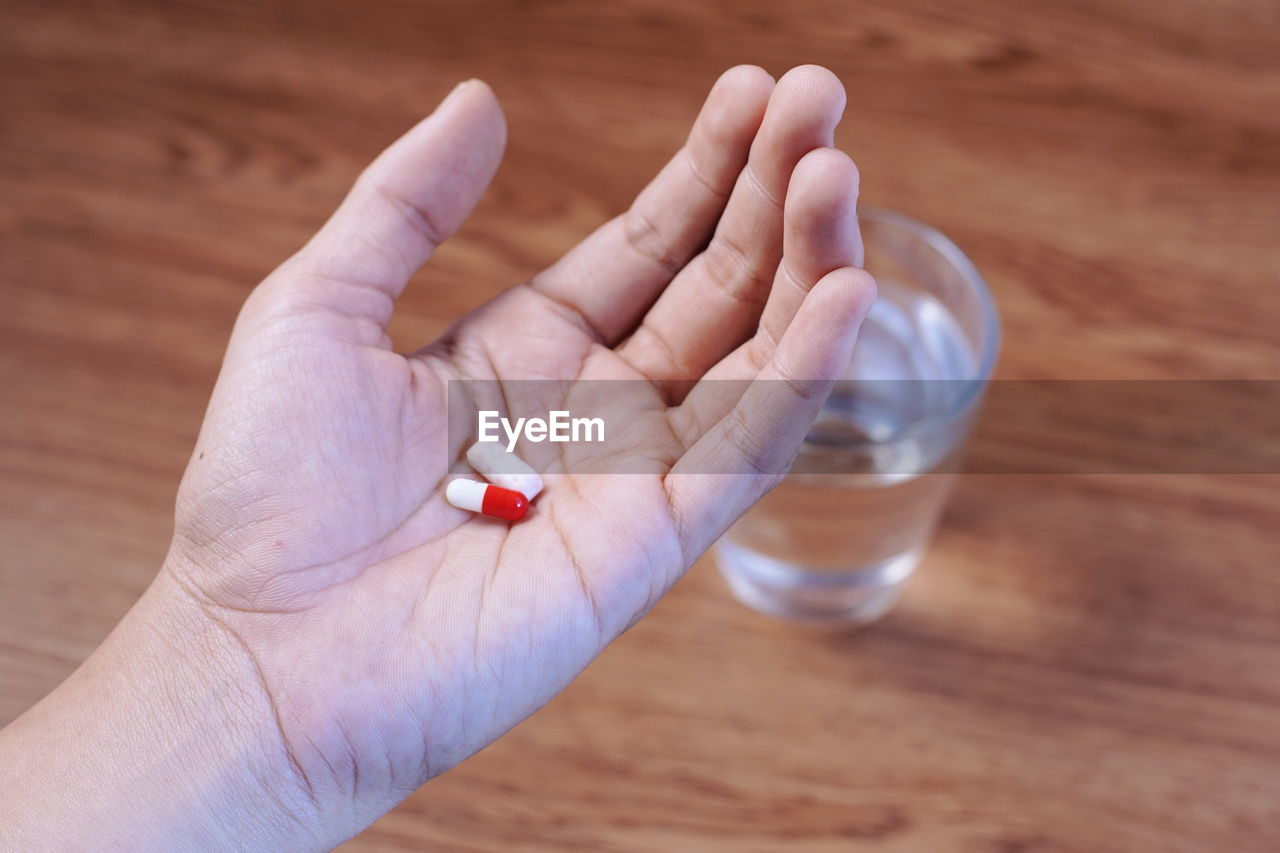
[0,66,873,851]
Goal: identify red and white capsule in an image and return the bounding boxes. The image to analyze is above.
[446,478,530,521]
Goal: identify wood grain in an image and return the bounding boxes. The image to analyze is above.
[2,1,1278,850]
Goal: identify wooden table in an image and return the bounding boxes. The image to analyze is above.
[3,2,1278,850]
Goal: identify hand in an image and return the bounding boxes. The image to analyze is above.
[0,66,873,851]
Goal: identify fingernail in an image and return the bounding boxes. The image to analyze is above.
[442,78,478,107]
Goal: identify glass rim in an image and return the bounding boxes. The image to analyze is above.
[806,205,1002,450]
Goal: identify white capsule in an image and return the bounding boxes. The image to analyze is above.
[466,441,543,500]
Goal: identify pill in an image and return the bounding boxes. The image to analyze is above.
[466,441,543,500]
[446,478,530,521]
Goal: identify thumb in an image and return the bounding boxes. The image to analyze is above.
[266,80,507,330]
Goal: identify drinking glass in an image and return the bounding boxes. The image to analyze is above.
[715,207,1000,626]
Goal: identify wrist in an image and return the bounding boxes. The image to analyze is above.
[0,566,332,852]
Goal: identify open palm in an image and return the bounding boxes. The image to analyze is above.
[163,66,873,838]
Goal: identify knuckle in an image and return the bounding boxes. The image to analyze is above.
[723,406,775,477]
[623,207,682,275]
[704,235,774,309]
